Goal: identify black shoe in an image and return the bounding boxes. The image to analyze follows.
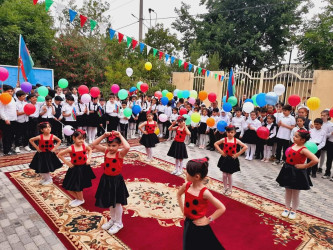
[317,168,322,173]
[206,147,211,150]
[311,174,316,178]
[210,148,215,151]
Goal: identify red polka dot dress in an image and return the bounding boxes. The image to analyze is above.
[217,138,240,174]
[29,134,62,173]
[183,182,224,250]
[62,144,96,192]
[276,145,313,190]
[139,121,159,148]
[95,151,129,208]
[167,126,188,159]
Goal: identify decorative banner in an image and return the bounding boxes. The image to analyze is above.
[218,75,222,81]
[132,40,138,49]
[69,9,77,22]
[184,62,188,70]
[178,59,183,67]
[194,65,197,73]
[159,51,164,60]
[207,70,210,77]
[33,0,38,5]
[127,36,132,48]
[171,56,175,64]
[45,0,53,11]
[188,64,193,71]
[146,45,152,55]
[153,48,158,57]
[215,73,217,79]
[90,20,97,31]
[118,32,124,43]
[140,42,145,52]
[79,14,88,27]
[109,29,116,40]
[198,67,202,75]
[165,54,169,62]
[202,69,206,76]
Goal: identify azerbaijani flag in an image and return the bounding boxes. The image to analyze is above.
[72,107,77,121]
[19,35,34,82]
[226,68,235,101]
[97,106,103,117]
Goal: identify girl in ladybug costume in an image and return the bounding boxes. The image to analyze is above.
[57,129,95,208]
[139,111,159,162]
[276,130,318,220]
[29,122,62,185]
[214,125,248,196]
[92,131,130,235]
[167,116,191,175]
[177,157,226,250]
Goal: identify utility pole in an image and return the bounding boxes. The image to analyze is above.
[139,0,143,41]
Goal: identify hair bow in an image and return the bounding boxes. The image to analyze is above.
[76,129,86,135]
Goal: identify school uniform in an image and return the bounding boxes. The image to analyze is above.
[87,102,100,128]
[324,125,333,177]
[231,116,245,151]
[105,101,119,131]
[62,103,77,143]
[207,115,220,150]
[118,107,129,139]
[163,106,172,139]
[40,105,55,124]
[53,93,65,105]
[52,103,63,140]
[307,128,327,176]
[151,104,158,121]
[76,103,88,129]
[242,118,261,144]
[190,118,199,145]
[28,102,42,149]
[0,98,17,154]
[15,99,29,148]
[138,101,150,123]
[275,115,296,162]
[98,104,106,136]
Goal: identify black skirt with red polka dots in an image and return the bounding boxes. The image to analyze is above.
[95,174,129,208]
[276,163,313,190]
[167,141,188,160]
[62,164,96,191]
[217,155,240,174]
[29,152,63,173]
[139,133,160,148]
[183,218,224,250]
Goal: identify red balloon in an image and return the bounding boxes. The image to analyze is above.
[257,126,270,139]
[24,103,36,116]
[155,91,162,99]
[90,87,100,98]
[329,108,333,118]
[140,83,149,93]
[288,95,301,107]
[78,85,89,95]
[208,92,217,103]
[179,108,187,116]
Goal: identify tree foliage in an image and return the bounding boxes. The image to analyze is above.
[0,0,55,67]
[297,0,333,69]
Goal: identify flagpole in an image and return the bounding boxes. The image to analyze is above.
[17,34,21,88]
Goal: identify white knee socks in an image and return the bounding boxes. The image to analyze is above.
[285,188,300,211]
[319,150,326,168]
[88,127,97,142]
[246,144,256,160]
[109,204,123,226]
[222,173,233,190]
[264,145,272,159]
[41,173,51,181]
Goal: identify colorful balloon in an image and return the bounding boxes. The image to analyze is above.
[274,84,285,96]
[37,86,48,97]
[166,92,173,100]
[161,97,169,105]
[305,141,318,154]
[154,127,160,135]
[191,113,201,123]
[58,78,68,89]
[173,89,179,97]
[63,125,74,136]
[81,93,91,104]
[37,96,45,103]
[145,62,152,71]
[257,126,270,139]
[188,97,195,105]
[183,114,191,126]
[21,82,32,93]
[24,103,36,115]
[111,84,120,94]
[177,90,183,98]
[198,91,207,101]
[126,68,133,77]
[265,92,278,105]
[129,87,137,93]
[0,67,9,81]
[123,108,132,117]
[159,114,168,122]
[223,102,232,112]
[206,117,215,127]
[217,120,227,132]
[288,95,301,107]
[208,92,217,103]
[256,93,267,107]
[251,94,258,106]
[222,95,227,103]
[137,81,143,89]
[243,102,255,113]
[132,105,141,115]
[140,83,149,93]
[179,108,187,116]
[162,90,169,97]
[155,91,162,99]
[90,87,100,98]
[244,98,253,103]
[183,90,190,99]
[189,90,198,99]
[118,89,128,100]
[307,97,320,110]
[329,107,333,118]
[78,85,89,95]
[227,96,238,107]
[0,93,12,105]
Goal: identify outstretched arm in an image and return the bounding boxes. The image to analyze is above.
[177,183,186,214]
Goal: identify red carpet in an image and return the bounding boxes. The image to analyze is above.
[5,151,333,249]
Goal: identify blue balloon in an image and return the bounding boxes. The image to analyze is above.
[244,98,253,103]
[223,102,232,112]
[129,87,137,93]
[182,90,190,99]
[222,95,227,103]
[256,93,267,107]
[217,120,228,132]
[132,105,141,115]
[161,96,169,105]
[265,92,278,105]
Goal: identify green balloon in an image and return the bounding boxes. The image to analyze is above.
[177,90,183,98]
[118,89,128,100]
[183,114,191,126]
[162,89,169,97]
[37,96,45,102]
[227,96,238,107]
[58,78,68,89]
[137,81,143,89]
[305,141,318,154]
[37,86,48,97]
[252,94,258,106]
[124,107,132,118]
[190,90,197,99]
[191,113,201,123]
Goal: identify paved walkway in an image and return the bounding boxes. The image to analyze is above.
[0,141,332,249]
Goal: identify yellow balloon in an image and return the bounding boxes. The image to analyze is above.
[145,62,152,71]
[307,97,320,110]
[166,92,173,100]
[191,113,201,123]
[155,127,160,135]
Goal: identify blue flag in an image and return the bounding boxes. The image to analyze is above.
[69,9,77,22]
[188,64,193,71]
[165,54,169,62]
[109,29,116,40]
[171,56,175,64]
[139,42,145,53]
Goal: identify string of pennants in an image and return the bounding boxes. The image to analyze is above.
[32,0,225,81]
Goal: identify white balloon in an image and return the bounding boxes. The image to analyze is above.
[173,89,179,96]
[63,125,74,136]
[81,93,91,104]
[159,114,168,122]
[274,84,285,96]
[243,102,254,113]
[126,68,133,77]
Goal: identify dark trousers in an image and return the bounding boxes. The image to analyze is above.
[190,127,198,144]
[307,150,321,176]
[208,128,216,148]
[325,141,333,176]
[28,117,39,148]
[235,132,241,152]
[14,122,29,147]
[98,116,106,136]
[163,121,171,138]
[275,138,290,162]
[107,115,119,131]
[255,139,264,159]
[1,121,15,154]
[119,123,128,139]
[52,119,63,141]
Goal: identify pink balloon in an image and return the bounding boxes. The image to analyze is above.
[0,67,9,81]
[78,85,89,95]
[208,92,217,102]
[188,97,195,105]
[111,84,120,94]
[155,91,162,99]
[90,87,100,98]
[81,93,91,104]
[159,114,168,122]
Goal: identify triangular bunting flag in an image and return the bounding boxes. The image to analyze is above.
[90,20,97,31]
[188,64,193,71]
[198,67,202,75]
[193,65,197,73]
[184,62,188,70]
[214,73,217,79]
[132,40,138,50]
[207,70,210,77]
[171,56,175,64]
[153,48,158,57]
[33,0,38,5]
[165,54,169,62]
[126,37,132,48]
[139,42,145,53]
[221,76,225,81]
[79,15,88,27]
[159,51,164,60]
[218,75,222,81]
[146,45,152,55]
[178,59,183,67]
[109,29,116,40]
[202,69,206,76]
[45,0,53,11]
[69,9,77,23]
[118,33,124,43]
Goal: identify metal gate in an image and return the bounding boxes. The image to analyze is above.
[193,72,205,93]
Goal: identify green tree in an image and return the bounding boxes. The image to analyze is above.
[173,0,309,70]
[0,0,55,67]
[297,0,333,69]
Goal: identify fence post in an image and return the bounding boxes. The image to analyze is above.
[258,70,264,93]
